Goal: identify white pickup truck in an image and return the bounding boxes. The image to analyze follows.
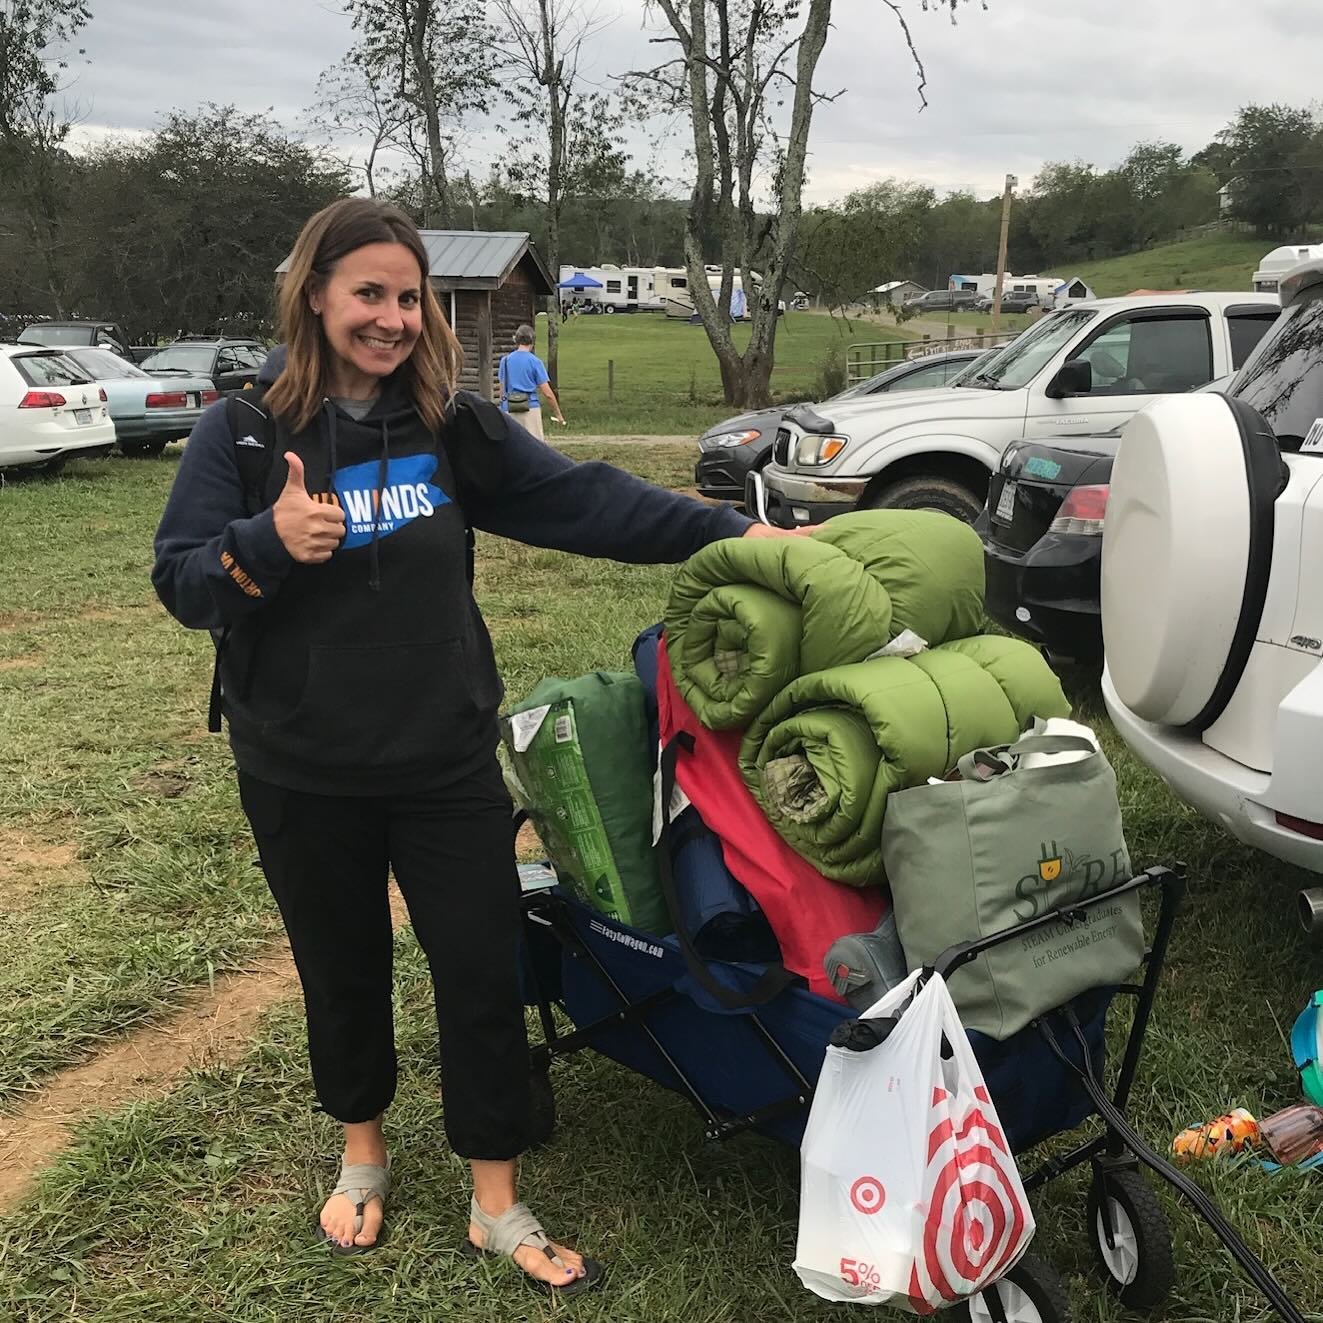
[753,292,1279,526]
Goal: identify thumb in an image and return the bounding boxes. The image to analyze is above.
[282,451,308,496]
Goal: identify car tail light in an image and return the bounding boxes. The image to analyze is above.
[18,390,66,408]
[1275,812,1323,841]
[1048,483,1109,535]
[98,388,108,402]
[146,391,188,408]
[200,389,220,405]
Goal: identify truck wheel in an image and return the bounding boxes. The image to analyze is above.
[863,475,985,524]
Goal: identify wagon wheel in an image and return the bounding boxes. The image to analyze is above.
[1086,1167,1175,1311]
[953,1253,1072,1323]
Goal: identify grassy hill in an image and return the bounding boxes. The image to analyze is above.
[1054,233,1269,296]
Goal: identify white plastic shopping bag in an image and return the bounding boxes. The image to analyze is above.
[794,971,1035,1310]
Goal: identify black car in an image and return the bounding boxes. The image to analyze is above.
[694,349,984,501]
[902,289,980,313]
[139,337,268,393]
[978,376,1245,663]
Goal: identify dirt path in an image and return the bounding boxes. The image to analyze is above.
[0,887,410,1206]
[562,434,693,446]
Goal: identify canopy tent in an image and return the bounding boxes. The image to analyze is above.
[558,271,604,290]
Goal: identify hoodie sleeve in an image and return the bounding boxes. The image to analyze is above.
[465,416,752,562]
[151,401,296,631]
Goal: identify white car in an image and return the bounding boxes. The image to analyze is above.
[1101,258,1323,923]
[754,292,1279,526]
[0,344,116,472]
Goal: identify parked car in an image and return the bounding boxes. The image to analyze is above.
[17,320,154,363]
[977,326,1275,663]
[695,349,985,501]
[752,291,1280,528]
[139,337,267,393]
[971,290,1045,315]
[58,347,218,457]
[1099,258,1323,914]
[0,344,115,472]
[902,289,979,313]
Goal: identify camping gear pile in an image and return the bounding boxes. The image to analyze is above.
[502,509,1308,1323]
[505,509,1076,1011]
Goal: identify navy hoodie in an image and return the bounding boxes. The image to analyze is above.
[152,348,751,795]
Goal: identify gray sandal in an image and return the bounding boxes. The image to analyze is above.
[461,1196,605,1297]
[317,1158,391,1255]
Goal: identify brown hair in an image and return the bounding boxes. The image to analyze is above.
[264,197,463,433]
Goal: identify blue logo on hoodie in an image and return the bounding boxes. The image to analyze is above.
[334,453,450,550]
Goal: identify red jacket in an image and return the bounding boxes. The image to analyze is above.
[656,638,887,1000]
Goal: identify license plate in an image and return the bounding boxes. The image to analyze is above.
[187,393,198,408]
[995,479,1017,523]
[73,408,92,425]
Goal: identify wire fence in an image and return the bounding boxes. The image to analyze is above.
[846,329,1020,384]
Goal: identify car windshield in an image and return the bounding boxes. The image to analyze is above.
[65,347,148,380]
[948,345,1008,386]
[10,351,93,387]
[142,345,215,372]
[1231,294,1323,451]
[19,325,97,347]
[967,309,1097,389]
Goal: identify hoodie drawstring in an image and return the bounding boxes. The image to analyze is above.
[322,399,339,481]
[369,416,389,593]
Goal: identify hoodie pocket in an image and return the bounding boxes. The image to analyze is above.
[265,640,483,771]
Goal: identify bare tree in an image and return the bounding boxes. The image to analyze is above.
[309,55,411,197]
[340,0,495,227]
[491,0,627,388]
[633,0,983,409]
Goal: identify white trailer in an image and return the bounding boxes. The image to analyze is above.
[1252,244,1323,294]
[557,264,663,312]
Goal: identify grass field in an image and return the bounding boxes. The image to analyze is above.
[549,310,908,435]
[1,449,1321,1321]
[1055,234,1270,299]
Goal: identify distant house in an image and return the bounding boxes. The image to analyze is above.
[870,279,926,305]
[277,229,554,400]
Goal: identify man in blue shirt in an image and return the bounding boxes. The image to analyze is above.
[498,324,566,440]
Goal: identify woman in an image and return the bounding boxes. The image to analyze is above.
[152,197,797,1295]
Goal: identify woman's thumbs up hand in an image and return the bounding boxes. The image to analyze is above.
[273,452,346,563]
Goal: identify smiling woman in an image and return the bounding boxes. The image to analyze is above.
[148,197,799,1297]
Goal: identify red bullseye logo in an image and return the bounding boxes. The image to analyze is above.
[904,1086,1030,1313]
[849,1176,886,1215]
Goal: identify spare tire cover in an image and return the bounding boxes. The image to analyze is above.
[1102,393,1279,729]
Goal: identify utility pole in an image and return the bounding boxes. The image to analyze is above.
[990,173,1017,333]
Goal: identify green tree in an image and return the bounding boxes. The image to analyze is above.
[0,0,93,313]
[1217,103,1319,238]
[68,106,349,340]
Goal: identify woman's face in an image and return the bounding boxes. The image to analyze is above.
[312,241,425,384]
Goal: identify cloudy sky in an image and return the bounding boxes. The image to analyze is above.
[65,0,1316,205]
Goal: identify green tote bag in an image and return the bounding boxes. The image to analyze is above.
[881,731,1145,1040]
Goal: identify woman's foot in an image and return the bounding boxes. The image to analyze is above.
[320,1119,388,1250]
[467,1199,586,1287]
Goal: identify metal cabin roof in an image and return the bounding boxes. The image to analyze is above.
[276,229,554,294]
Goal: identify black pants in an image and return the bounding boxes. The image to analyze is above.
[237,760,531,1160]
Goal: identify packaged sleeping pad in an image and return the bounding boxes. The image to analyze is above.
[502,672,669,936]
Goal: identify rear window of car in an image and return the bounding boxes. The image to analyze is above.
[66,347,149,380]
[142,345,216,372]
[10,351,91,387]
[18,325,92,347]
[1227,310,1279,369]
[1232,291,1323,451]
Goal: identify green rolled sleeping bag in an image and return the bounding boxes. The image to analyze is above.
[664,509,985,730]
[501,671,669,934]
[738,635,1071,885]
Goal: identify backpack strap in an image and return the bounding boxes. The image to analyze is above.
[211,387,277,733]
[226,387,277,517]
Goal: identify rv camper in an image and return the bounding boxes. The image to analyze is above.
[557,264,662,313]
[1252,244,1323,294]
